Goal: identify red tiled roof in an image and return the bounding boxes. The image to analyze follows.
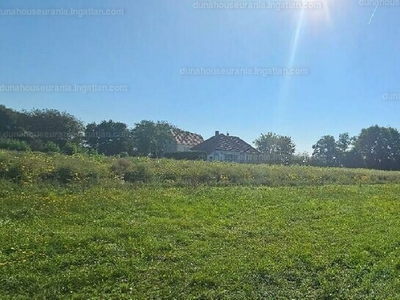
[191,133,260,155]
[171,129,204,146]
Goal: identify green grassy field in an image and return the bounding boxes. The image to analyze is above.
[1,151,400,299]
[2,184,400,299]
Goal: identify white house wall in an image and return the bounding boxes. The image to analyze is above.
[176,144,192,152]
[165,143,196,153]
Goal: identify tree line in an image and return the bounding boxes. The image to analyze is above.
[254,128,400,171]
[1,105,400,171]
[0,105,175,157]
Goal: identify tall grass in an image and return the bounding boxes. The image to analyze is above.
[1,150,400,187]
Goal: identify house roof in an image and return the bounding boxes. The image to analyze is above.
[171,129,204,146]
[191,133,260,155]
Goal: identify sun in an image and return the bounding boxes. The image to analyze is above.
[301,0,332,26]
[274,0,336,132]
[277,0,333,113]
[288,0,333,68]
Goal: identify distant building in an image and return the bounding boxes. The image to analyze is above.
[191,131,260,163]
[164,129,204,153]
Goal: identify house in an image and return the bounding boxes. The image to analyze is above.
[191,131,261,163]
[164,129,204,153]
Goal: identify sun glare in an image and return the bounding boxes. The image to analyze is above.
[301,0,332,26]
[289,0,333,67]
[276,0,334,121]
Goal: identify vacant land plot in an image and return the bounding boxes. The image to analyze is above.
[1,182,400,299]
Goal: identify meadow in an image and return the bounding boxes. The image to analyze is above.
[1,150,400,299]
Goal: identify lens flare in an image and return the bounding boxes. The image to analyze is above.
[273,0,333,129]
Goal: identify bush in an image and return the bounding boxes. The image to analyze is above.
[42,141,61,153]
[62,142,79,155]
[49,166,75,184]
[7,164,26,183]
[0,139,31,152]
[124,165,151,183]
[111,158,131,176]
[88,149,99,156]
[119,152,129,158]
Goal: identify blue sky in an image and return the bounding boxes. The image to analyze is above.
[0,0,399,153]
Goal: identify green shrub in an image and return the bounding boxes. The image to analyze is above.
[8,164,26,183]
[52,166,74,184]
[0,139,31,152]
[111,158,131,176]
[119,152,129,158]
[62,142,79,155]
[88,149,99,156]
[124,165,151,183]
[42,141,61,153]
[0,162,26,183]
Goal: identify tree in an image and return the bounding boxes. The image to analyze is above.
[336,133,351,153]
[341,148,365,169]
[22,108,84,150]
[84,123,99,152]
[312,135,338,166]
[353,125,400,170]
[254,132,296,164]
[291,152,311,166]
[0,105,26,139]
[131,120,175,157]
[84,120,132,156]
[335,133,358,167]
